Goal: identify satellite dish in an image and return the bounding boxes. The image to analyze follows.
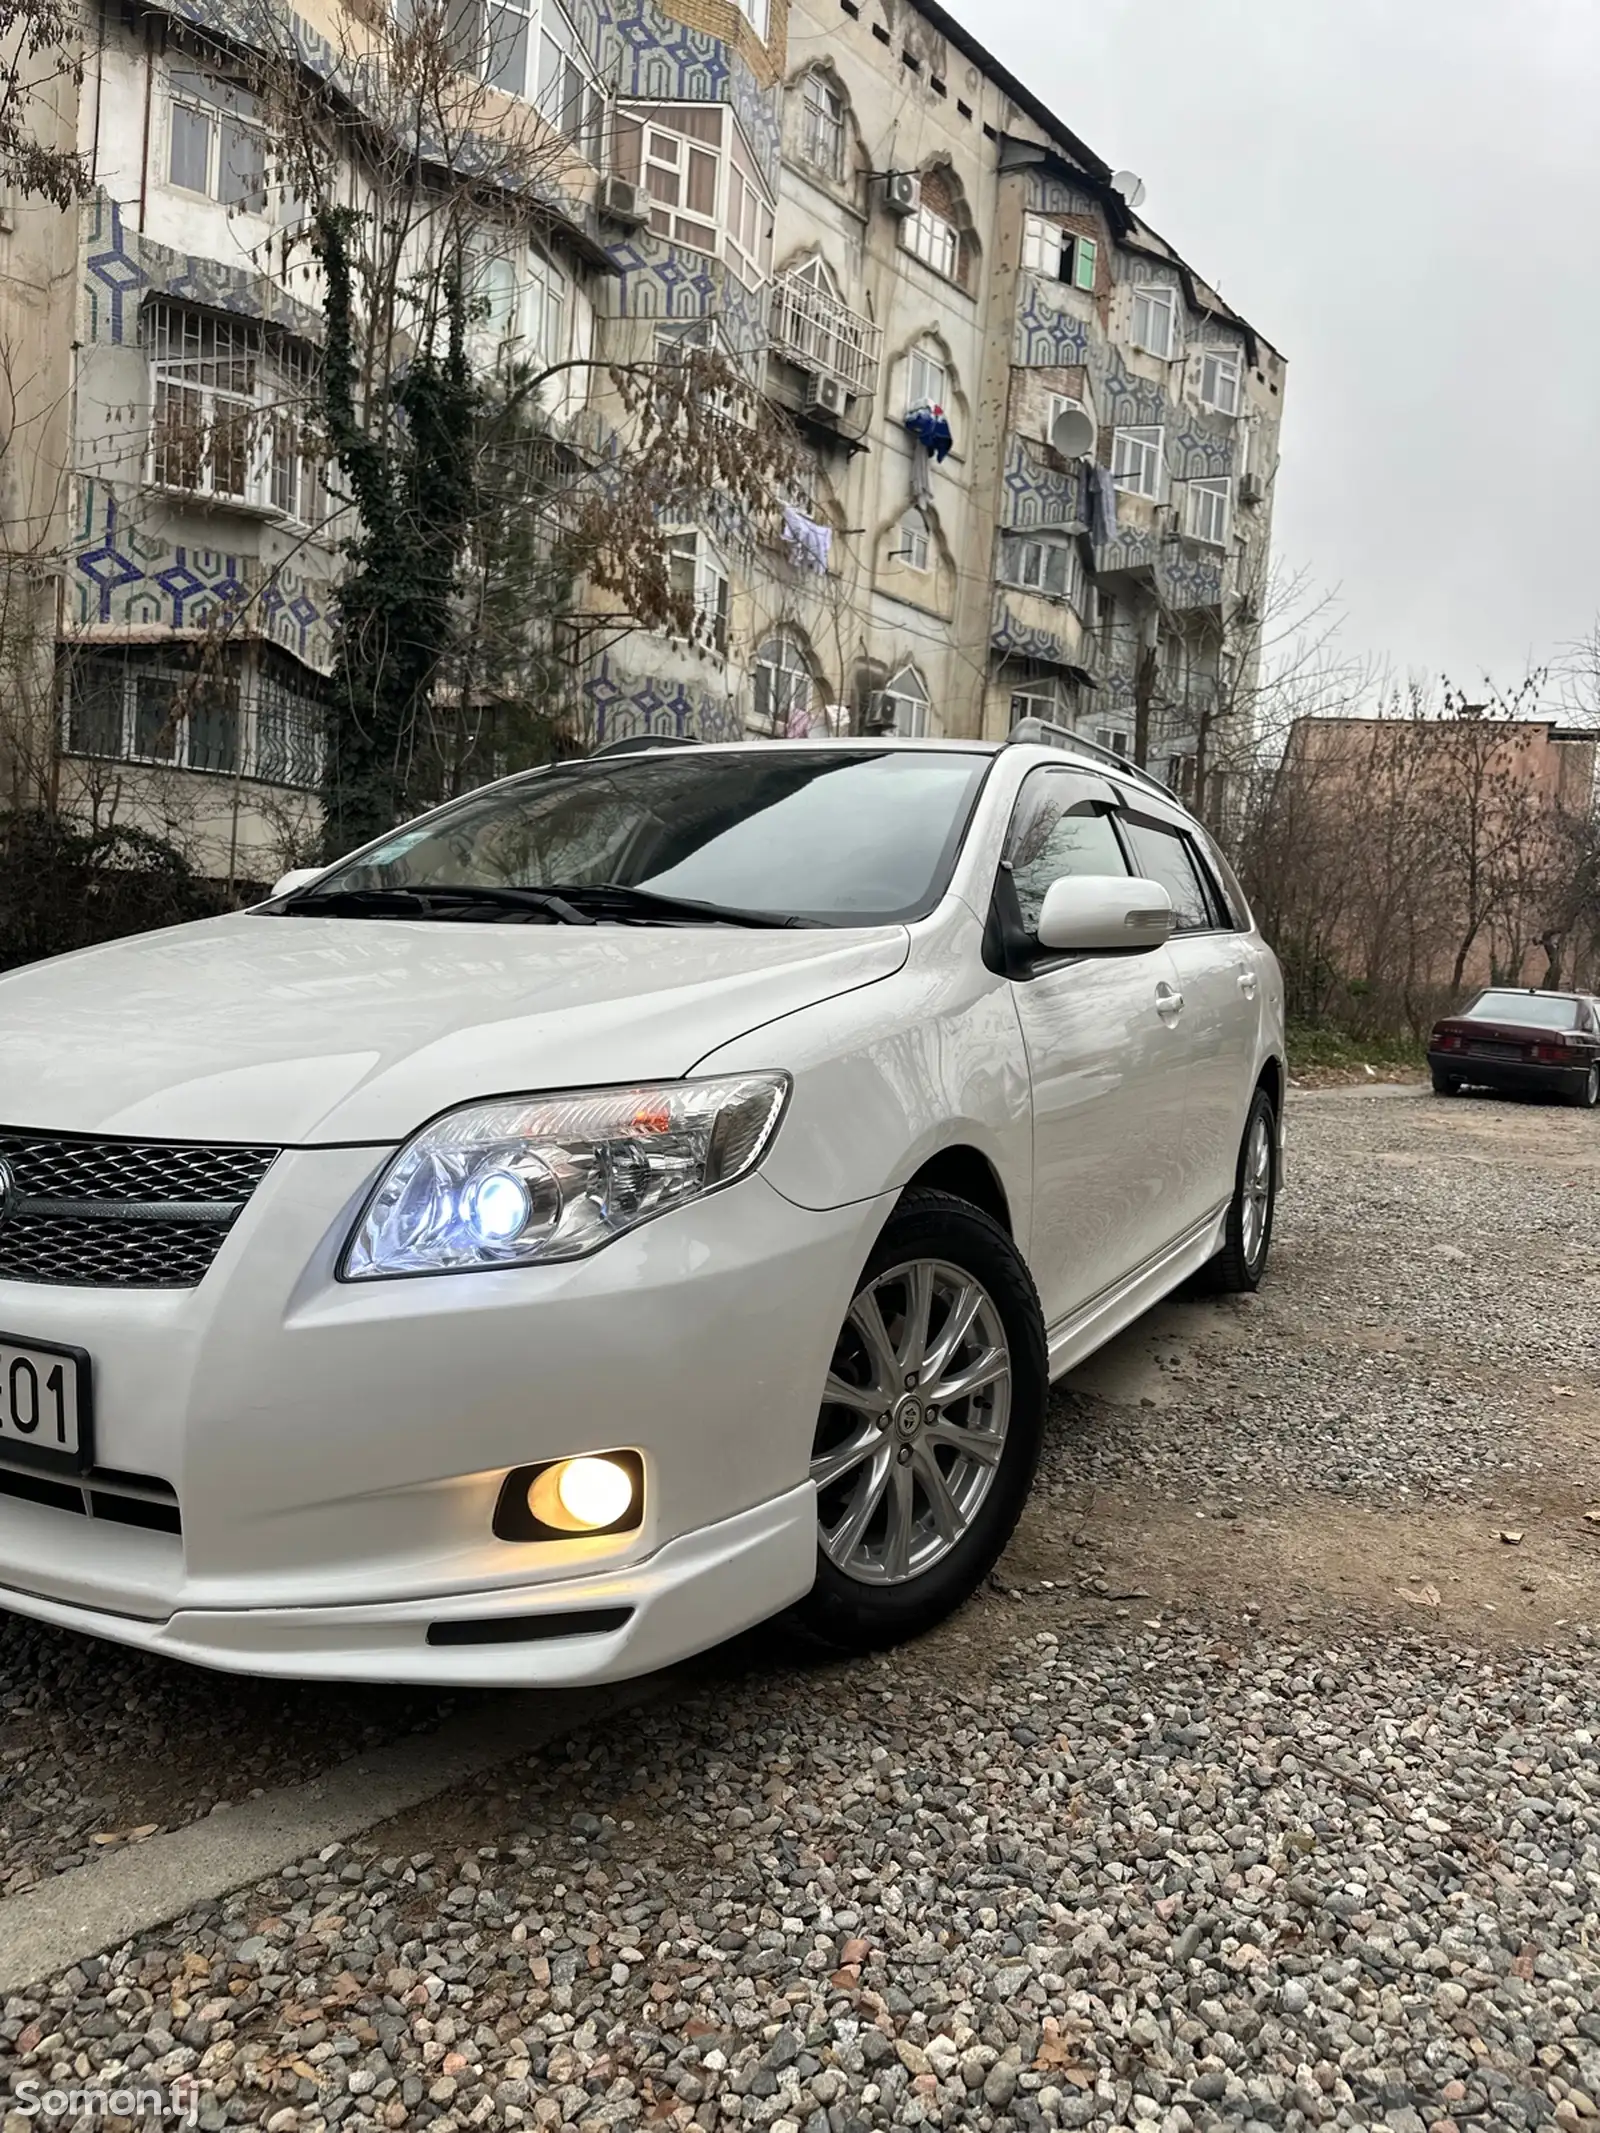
[1110,169,1147,210]
[1049,404,1096,460]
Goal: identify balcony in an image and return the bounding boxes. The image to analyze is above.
[769,269,881,400]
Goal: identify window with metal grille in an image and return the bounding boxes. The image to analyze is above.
[64,650,326,789]
[67,655,242,774]
[255,668,328,788]
[145,302,319,516]
[147,303,257,500]
[769,258,880,398]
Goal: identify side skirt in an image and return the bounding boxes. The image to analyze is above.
[1043,1205,1230,1383]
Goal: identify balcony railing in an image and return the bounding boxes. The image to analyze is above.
[769,273,882,399]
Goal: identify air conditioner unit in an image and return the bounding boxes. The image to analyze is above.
[598,174,647,226]
[803,372,848,419]
[1238,471,1264,508]
[864,689,896,732]
[883,171,921,217]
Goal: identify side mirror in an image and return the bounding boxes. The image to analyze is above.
[1036,874,1174,954]
[269,867,325,901]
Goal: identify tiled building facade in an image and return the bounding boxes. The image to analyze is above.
[7,0,1283,874]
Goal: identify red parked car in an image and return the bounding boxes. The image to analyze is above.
[1429,988,1600,1107]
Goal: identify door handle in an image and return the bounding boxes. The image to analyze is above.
[1155,983,1184,1021]
[1237,971,1258,999]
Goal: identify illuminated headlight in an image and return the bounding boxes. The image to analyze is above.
[341,1073,790,1279]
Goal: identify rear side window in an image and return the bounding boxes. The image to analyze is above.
[1119,816,1217,934]
[1004,770,1127,936]
[1197,830,1250,929]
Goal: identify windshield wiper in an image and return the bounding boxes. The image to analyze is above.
[275,880,802,929]
[277,883,595,924]
[542,882,806,929]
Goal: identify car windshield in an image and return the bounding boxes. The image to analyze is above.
[1466,991,1578,1029]
[305,749,991,926]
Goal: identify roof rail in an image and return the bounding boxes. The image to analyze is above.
[1005,717,1177,800]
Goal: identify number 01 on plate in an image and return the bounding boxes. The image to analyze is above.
[0,1334,93,1475]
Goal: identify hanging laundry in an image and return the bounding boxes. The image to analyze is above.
[781,504,832,573]
[1089,464,1119,543]
[903,402,953,463]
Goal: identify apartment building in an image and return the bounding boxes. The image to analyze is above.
[12,0,1283,875]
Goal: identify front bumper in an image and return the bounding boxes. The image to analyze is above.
[0,1484,817,1686]
[0,1157,889,1682]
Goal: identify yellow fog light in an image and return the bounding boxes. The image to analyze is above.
[528,1455,636,1534]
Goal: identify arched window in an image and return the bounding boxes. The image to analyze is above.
[799,69,846,180]
[901,165,974,287]
[881,663,930,737]
[753,629,816,734]
[897,506,931,572]
[905,338,947,414]
[791,252,843,298]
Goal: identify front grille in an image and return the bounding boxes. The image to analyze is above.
[0,1130,278,1288]
[0,1458,181,1534]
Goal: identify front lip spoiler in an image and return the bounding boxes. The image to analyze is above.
[0,1483,819,1686]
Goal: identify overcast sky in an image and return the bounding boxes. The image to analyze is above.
[977,0,1600,693]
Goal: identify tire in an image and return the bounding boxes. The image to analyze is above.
[1431,1070,1461,1098]
[1202,1085,1278,1294]
[1570,1064,1600,1110]
[792,1188,1047,1654]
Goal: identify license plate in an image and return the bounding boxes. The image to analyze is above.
[0,1333,93,1475]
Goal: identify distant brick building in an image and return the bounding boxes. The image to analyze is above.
[1277,714,1600,1001]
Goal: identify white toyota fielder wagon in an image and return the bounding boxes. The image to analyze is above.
[0,735,1284,1683]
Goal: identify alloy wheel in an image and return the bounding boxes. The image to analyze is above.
[1240,1111,1273,1266]
[811,1258,1012,1587]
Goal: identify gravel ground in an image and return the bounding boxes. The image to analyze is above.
[2,1086,1598,2133]
[0,1626,470,1897]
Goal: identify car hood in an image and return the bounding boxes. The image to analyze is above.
[0,913,910,1144]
